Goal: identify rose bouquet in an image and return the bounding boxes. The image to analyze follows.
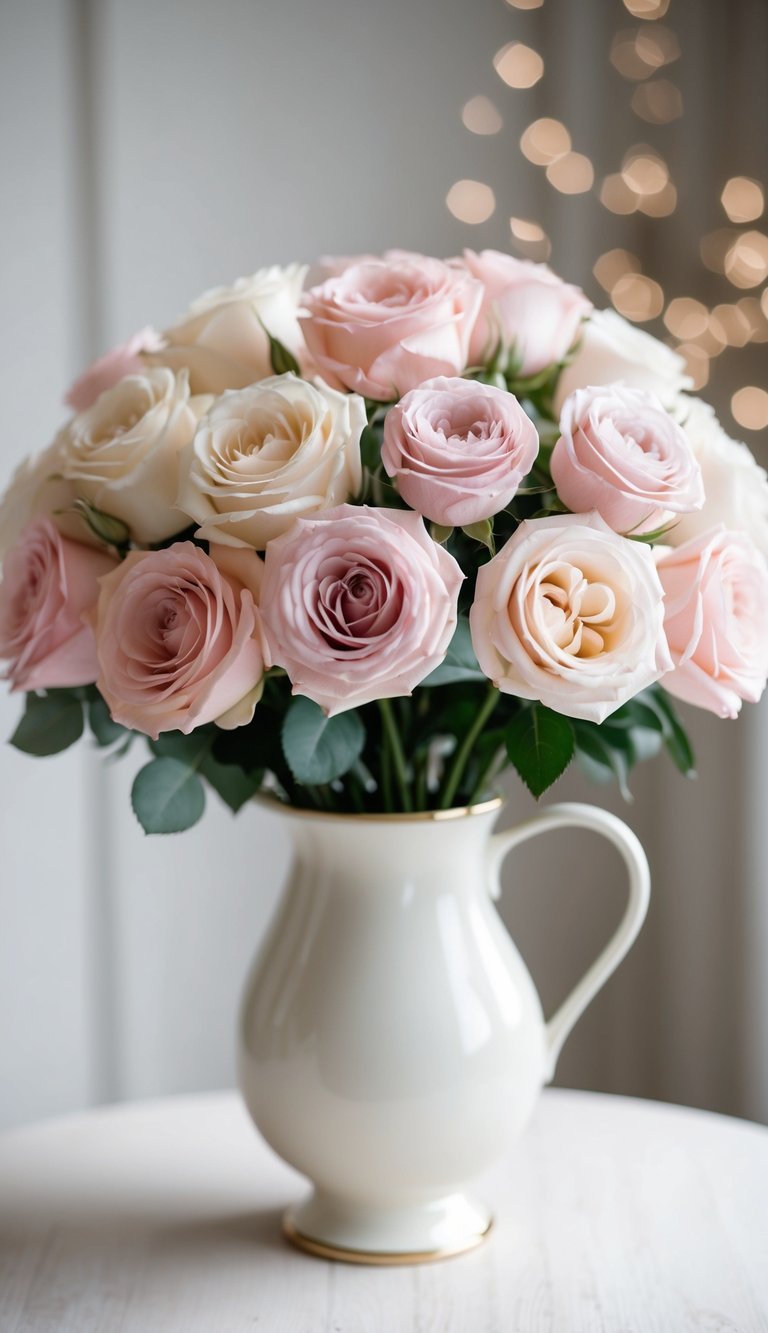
[1,250,767,833]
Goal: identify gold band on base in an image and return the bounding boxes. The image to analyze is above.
[282,1211,493,1266]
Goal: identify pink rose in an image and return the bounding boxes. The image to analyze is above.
[461,250,591,376]
[657,528,768,718]
[551,385,704,535]
[381,376,539,526]
[260,504,463,714]
[470,512,671,723]
[0,518,118,691]
[65,327,163,412]
[92,542,266,738]
[300,254,483,401]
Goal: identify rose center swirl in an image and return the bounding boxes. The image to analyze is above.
[523,561,618,660]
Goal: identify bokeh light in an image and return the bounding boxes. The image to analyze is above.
[732,387,768,431]
[520,117,571,165]
[663,298,709,340]
[611,27,680,81]
[546,151,594,194]
[611,273,664,321]
[461,96,503,136]
[623,0,670,18]
[494,42,544,88]
[446,180,496,224]
[724,231,768,289]
[600,173,639,214]
[510,217,551,259]
[675,343,710,391]
[631,78,683,123]
[621,146,669,195]
[721,177,764,224]
[593,248,641,293]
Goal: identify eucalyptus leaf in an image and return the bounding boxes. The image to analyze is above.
[421,618,485,686]
[200,752,263,813]
[282,696,365,785]
[131,756,206,834]
[11,691,84,757]
[505,704,575,798]
[87,695,126,747]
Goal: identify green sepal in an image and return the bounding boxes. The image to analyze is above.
[262,324,301,377]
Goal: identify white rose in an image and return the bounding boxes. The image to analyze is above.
[469,512,671,723]
[60,367,203,543]
[0,440,79,557]
[154,265,309,395]
[668,397,768,558]
[553,309,691,415]
[178,373,365,550]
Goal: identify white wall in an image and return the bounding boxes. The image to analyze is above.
[1,0,766,1130]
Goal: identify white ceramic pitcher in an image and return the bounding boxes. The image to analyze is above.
[238,797,650,1264]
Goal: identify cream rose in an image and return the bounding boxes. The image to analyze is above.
[92,542,266,738]
[59,367,203,544]
[669,397,768,558]
[178,373,364,550]
[300,254,483,401]
[470,512,671,722]
[657,528,768,718]
[154,265,309,395]
[551,385,704,534]
[553,309,691,415]
[260,504,463,714]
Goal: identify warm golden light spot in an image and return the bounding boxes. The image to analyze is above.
[724,231,768,289]
[599,173,639,215]
[593,249,641,293]
[700,228,739,274]
[686,321,726,357]
[494,42,544,89]
[663,298,709,340]
[721,177,764,224]
[732,387,768,431]
[737,296,768,343]
[510,218,551,260]
[610,27,679,80]
[631,78,683,123]
[611,274,664,322]
[462,95,503,136]
[623,0,670,17]
[710,304,752,348]
[637,182,677,216]
[546,151,594,194]
[622,147,669,195]
[446,180,496,225]
[504,0,544,8]
[520,118,571,166]
[675,343,709,391]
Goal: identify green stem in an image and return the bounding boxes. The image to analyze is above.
[467,743,506,807]
[439,685,499,811]
[378,699,412,813]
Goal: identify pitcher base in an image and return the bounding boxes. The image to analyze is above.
[283,1190,493,1265]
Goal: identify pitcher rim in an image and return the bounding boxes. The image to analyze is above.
[255,795,504,824]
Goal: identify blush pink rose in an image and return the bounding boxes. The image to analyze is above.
[300,254,483,401]
[656,528,768,718]
[381,376,539,526]
[461,250,592,376]
[65,327,163,412]
[0,518,118,691]
[92,542,266,739]
[551,385,704,535]
[470,512,671,723]
[260,504,463,714]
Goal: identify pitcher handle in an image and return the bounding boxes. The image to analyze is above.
[486,801,650,1082]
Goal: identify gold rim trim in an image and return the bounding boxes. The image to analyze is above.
[256,795,503,824]
[282,1212,493,1266]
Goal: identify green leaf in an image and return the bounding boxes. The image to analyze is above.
[421,618,485,686]
[282,696,365,785]
[505,704,575,798]
[462,519,495,556]
[88,694,126,747]
[360,424,381,471]
[262,323,301,377]
[199,752,263,813]
[149,730,213,766]
[10,691,84,756]
[131,756,206,834]
[647,687,696,776]
[429,523,454,546]
[573,722,632,801]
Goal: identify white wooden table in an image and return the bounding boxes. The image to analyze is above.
[1,1089,766,1332]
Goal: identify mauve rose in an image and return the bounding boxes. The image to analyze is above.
[178,373,364,550]
[260,504,463,714]
[300,254,483,401]
[551,385,704,535]
[669,397,768,558]
[153,265,310,395]
[0,518,117,691]
[92,542,266,738]
[553,309,691,415]
[657,528,768,718]
[65,327,164,413]
[60,367,205,544]
[381,376,539,526]
[470,512,671,723]
[461,250,591,376]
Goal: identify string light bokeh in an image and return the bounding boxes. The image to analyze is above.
[447,0,768,442]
